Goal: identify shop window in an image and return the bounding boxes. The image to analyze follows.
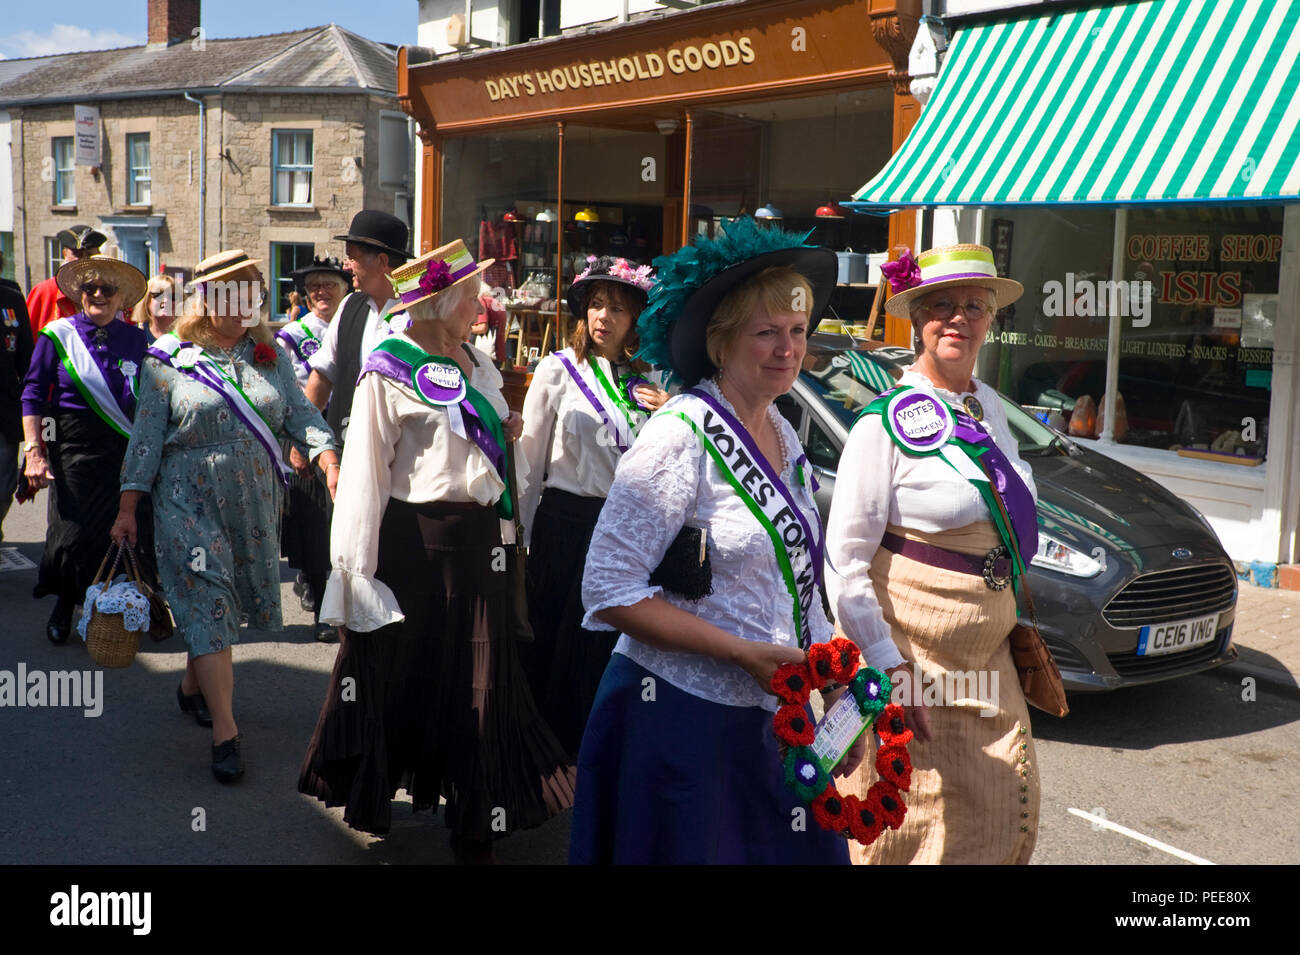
[127,133,151,205]
[270,242,315,317]
[978,205,1281,463]
[52,137,75,205]
[272,130,313,206]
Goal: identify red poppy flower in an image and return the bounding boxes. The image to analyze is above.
[828,637,860,684]
[805,643,835,690]
[843,794,884,845]
[876,741,913,792]
[771,663,812,705]
[869,780,907,830]
[810,786,849,833]
[874,703,913,747]
[253,343,277,366]
[773,704,815,747]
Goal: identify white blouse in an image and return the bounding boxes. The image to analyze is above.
[275,315,329,386]
[516,348,650,546]
[825,370,1038,662]
[318,335,516,633]
[581,379,833,712]
[306,291,405,385]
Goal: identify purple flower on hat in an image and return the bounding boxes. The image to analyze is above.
[418,260,453,296]
[882,250,922,295]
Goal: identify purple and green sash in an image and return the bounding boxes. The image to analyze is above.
[863,384,1038,580]
[40,320,136,438]
[555,350,650,453]
[662,389,825,650]
[359,337,513,520]
[148,333,291,487]
[274,317,324,377]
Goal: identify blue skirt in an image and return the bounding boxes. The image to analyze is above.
[569,653,850,865]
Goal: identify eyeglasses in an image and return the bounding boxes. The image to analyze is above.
[305,283,337,293]
[80,284,118,298]
[921,298,995,320]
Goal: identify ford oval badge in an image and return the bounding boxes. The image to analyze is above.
[1173,547,1192,560]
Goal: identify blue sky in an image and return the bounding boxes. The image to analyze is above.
[0,0,420,59]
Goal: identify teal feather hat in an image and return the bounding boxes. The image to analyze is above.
[637,216,838,385]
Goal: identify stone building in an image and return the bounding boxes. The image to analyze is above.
[0,0,411,315]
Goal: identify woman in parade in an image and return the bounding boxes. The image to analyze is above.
[21,256,153,644]
[111,249,339,783]
[572,219,864,864]
[299,239,575,864]
[827,243,1041,864]
[515,255,668,753]
[129,273,178,345]
[275,256,352,640]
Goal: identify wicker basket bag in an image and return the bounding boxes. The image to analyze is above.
[83,543,151,669]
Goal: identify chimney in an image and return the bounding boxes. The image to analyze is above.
[147,0,201,47]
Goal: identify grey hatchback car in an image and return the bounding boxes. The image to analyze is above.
[777,334,1240,693]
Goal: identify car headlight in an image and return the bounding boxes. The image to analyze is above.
[1031,532,1104,578]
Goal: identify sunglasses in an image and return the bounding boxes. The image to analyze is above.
[80,284,119,298]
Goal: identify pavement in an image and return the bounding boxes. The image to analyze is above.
[1220,580,1300,698]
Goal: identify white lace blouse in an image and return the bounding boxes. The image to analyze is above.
[825,370,1038,660]
[581,378,833,712]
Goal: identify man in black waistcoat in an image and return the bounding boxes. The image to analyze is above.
[303,211,409,443]
[0,286,34,542]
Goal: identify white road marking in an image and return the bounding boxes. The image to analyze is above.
[1067,807,1216,865]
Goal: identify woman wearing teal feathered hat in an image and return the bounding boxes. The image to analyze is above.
[571,218,877,864]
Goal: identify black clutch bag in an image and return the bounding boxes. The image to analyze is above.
[649,526,714,601]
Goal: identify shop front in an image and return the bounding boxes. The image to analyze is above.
[398,0,925,360]
[850,0,1300,568]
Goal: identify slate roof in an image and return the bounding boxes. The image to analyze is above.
[0,24,397,107]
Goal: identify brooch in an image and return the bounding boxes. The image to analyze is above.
[963,395,984,421]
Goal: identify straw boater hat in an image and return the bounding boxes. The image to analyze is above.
[638,216,838,385]
[56,255,147,309]
[384,239,494,315]
[883,244,1024,318]
[187,249,263,291]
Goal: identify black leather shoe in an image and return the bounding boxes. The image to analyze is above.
[46,599,74,644]
[211,735,244,783]
[177,684,213,727]
[313,622,338,643]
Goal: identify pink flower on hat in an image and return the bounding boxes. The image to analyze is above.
[882,250,922,295]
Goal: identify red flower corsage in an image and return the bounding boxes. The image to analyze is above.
[867,780,907,830]
[253,343,277,366]
[810,789,849,831]
[805,643,835,690]
[875,703,913,747]
[770,663,811,706]
[828,636,860,684]
[842,794,884,845]
[876,741,913,792]
[773,704,815,747]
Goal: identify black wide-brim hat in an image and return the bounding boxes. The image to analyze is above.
[333,210,410,261]
[668,247,838,386]
[291,256,353,291]
[566,256,655,318]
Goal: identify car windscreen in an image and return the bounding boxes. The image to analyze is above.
[801,344,1061,455]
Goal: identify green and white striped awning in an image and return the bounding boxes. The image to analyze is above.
[852,0,1300,207]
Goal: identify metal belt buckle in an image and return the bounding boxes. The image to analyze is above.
[982,544,1011,591]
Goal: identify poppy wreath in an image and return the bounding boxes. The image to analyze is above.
[770,638,912,847]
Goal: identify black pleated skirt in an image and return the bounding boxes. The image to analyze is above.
[35,410,156,603]
[279,465,331,578]
[520,487,617,756]
[297,498,576,839]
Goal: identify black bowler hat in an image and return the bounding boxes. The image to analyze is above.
[57,225,108,252]
[291,255,353,292]
[333,211,410,262]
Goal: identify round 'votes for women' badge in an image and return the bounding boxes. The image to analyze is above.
[886,388,954,454]
[413,360,467,407]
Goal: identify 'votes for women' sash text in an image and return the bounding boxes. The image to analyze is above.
[661,389,824,650]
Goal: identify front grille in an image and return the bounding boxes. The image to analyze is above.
[1101,562,1237,629]
[1107,629,1230,677]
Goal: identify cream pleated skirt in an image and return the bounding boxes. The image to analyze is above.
[840,521,1040,865]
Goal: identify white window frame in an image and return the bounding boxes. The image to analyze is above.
[53,137,75,205]
[272,130,314,206]
[126,132,152,206]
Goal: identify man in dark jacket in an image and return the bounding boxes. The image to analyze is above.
[0,285,34,541]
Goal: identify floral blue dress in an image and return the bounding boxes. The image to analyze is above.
[121,337,337,657]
